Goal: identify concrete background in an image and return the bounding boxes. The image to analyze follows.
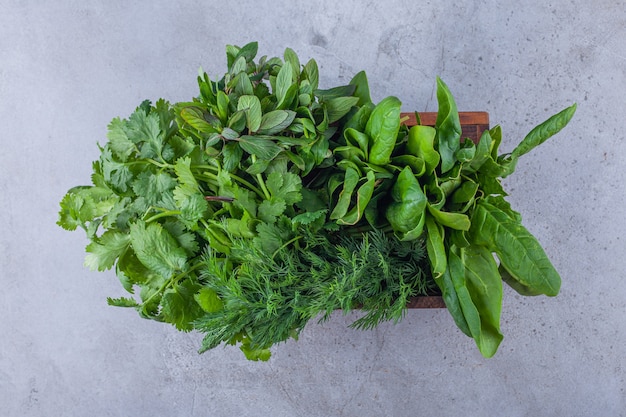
[1,0,625,416]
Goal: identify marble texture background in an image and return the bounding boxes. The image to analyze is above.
[1,1,625,415]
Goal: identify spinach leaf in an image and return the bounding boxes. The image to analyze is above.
[366,96,402,165]
[434,78,461,173]
[469,199,561,296]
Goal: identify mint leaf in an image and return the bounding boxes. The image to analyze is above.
[238,136,283,161]
[257,110,296,135]
[237,95,262,133]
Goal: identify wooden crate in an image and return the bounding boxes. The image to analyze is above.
[401,111,489,309]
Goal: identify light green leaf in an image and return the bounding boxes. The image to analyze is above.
[337,170,376,226]
[179,107,218,134]
[107,118,136,161]
[195,287,224,313]
[511,104,577,161]
[129,220,188,278]
[330,167,360,220]
[304,58,319,91]
[84,231,131,271]
[434,78,461,173]
[407,125,439,175]
[276,61,293,103]
[349,70,372,106]
[284,47,301,81]
[386,166,427,240]
[427,204,471,231]
[237,95,262,133]
[366,96,402,166]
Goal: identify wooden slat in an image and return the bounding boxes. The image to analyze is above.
[401,111,490,144]
[402,111,489,308]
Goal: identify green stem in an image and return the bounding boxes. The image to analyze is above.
[196,170,266,200]
[144,209,182,223]
[272,235,303,259]
[251,155,271,200]
[141,261,206,310]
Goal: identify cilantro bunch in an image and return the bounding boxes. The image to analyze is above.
[59,42,575,360]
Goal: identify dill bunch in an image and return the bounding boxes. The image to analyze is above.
[194,225,435,357]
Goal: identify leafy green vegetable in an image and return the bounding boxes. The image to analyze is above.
[58,41,575,360]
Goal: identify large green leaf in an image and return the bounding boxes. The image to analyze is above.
[129,221,188,279]
[469,200,561,296]
[461,244,503,358]
[257,110,296,135]
[511,104,577,161]
[366,96,402,166]
[349,70,372,106]
[336,170,376,225]
[407,125,439,175]
[386,166,427,240]
[434,78,461,173]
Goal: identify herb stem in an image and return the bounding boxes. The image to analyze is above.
[140,262,206,311]
[272,235,303,259]
[144,209,182,223]
[251,155,271,200]
[195,169,266,200]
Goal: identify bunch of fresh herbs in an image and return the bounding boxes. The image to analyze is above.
[58,42,575,360]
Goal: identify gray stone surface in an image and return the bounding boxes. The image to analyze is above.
[1,1,625,416]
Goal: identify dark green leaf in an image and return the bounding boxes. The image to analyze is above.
[469,200,561,296]
[257,110,296,135]
[326,96,360,123]
[511,103,577,161]
[239,136,283,160]
[349,70,372,106]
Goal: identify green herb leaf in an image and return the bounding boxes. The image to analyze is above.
[386,166,427,240]
[129,221,188,278]
[434,78,461,173]
[366,96,402,166]
[238,136,283,161]
[257,110,296,135]
[469,200,561,296]
[84,231,131,271]
[237,95,262,133]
